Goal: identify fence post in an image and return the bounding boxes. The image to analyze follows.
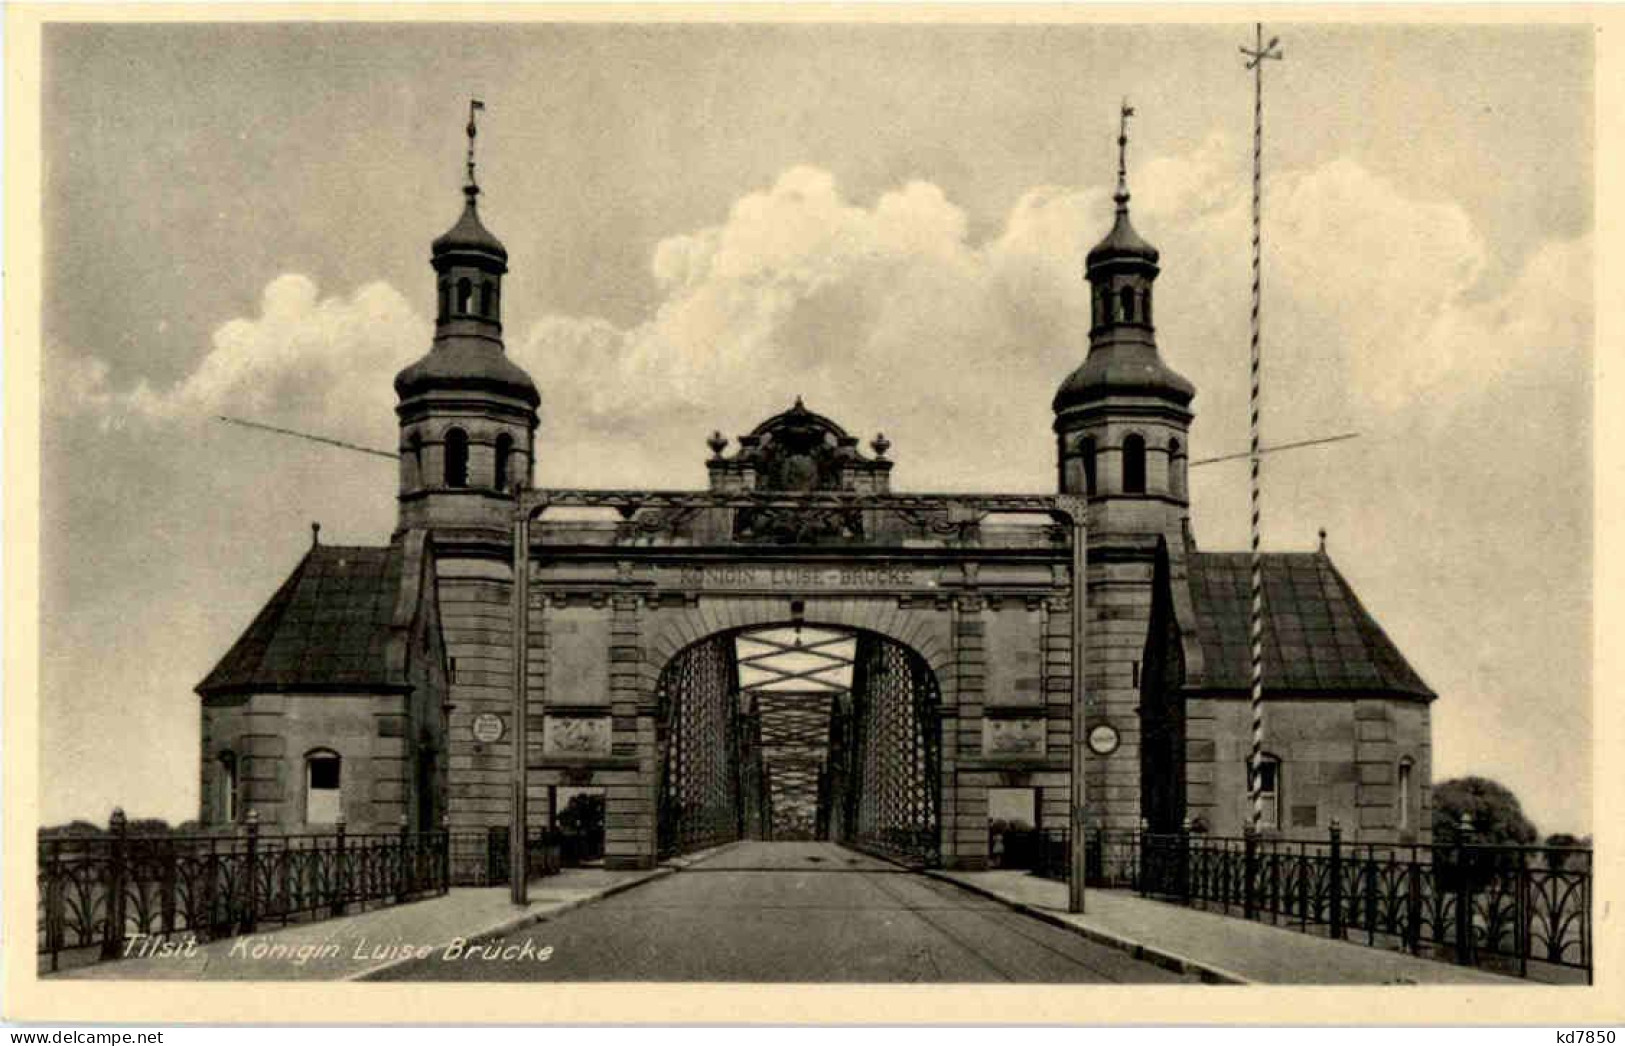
[1515,845,1529,979]
[331,811,348,918]
[1405,843,1422,954]
[1243,826,1258,921]
[45,839,63,972]
[1454,813,1475,966]
[1179,816,1193,905]
[159,835,178,938]
[1136,818,1149,896]
[440,815,451,895]
[101,808,129,960]
[242,809,260,934]
[1328,820,1344,940]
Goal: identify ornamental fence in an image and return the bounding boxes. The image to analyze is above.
[1019,824,1591,984]
[38,812,591,973]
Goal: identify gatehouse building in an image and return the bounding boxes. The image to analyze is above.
[196,131,1435,870]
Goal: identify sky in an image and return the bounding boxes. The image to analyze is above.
[37,20,1592,835]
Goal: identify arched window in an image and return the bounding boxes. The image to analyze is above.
[479,281,494,318]
[218,752,238,824]
[1119,286,1136,323]
[444,428,469,488]
[1081,436,1098,497]
[1122,433,1147,494]
[1141,289,1152,325]
[305,749,342,824]
[1094,286,1108,328]
[456,277,473,315]
[494,433,514,492]
[1397,758,1415,832]
[1251,754,1281,830]
[1168,438,1185,499]
[437,280,450,322]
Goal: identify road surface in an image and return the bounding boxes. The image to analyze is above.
[372,841,1192,982]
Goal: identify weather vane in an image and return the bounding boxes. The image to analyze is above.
[1116,98,1135,200]
[465,98,486,191]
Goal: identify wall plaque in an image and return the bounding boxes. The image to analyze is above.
[983,717,1045,757]
[471,713,505,744]
[544,715,613,757]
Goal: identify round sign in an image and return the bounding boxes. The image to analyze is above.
[1087,722,1120,756]
[471,713,505,744]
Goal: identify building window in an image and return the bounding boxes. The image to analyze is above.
[1168,438,1184,499]
[305,750,342,825]
[480,280,494,318]
[437,281,450,322]
[1251,754,1281,830]
[456,277,473,315]
[218,752,238,824]
[1122,434,1147,494]
[409,433,423,488]
[1119,285,1136,323]
[494,433,514,492]
[1397,758,1414,831]
[1141,288,1152,325]
[444,428,469,488]
[1081,436,1097,496]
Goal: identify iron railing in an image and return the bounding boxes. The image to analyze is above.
[1030,825,1591,983]
[38,814,450,973]
[39,815,593,972]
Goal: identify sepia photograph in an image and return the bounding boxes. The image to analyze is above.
[5,5,1614,1026]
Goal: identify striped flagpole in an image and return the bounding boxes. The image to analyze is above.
[1241,24,1282,830]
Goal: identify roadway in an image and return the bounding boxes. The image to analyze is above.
[371,841,1192,982]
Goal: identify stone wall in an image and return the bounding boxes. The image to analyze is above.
[200,691,410,830]
[1186,693,1433,841]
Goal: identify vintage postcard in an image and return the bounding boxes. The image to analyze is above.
[4,3,1619,1026]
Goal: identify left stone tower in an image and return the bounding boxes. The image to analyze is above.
[395,116,539,537]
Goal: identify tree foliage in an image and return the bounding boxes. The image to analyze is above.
[1432,776,1537,846]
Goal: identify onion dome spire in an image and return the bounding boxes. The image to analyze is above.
[395,99,537,408]
[431,99,507,266]
[1054,101,1192,413]
[1086,99,1159,271]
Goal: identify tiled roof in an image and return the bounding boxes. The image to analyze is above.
[1182,552,1434,699]
[196,544,408,695]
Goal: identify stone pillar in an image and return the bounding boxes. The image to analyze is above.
[1354,699,1396,839]
[948,592,989,870]
[606,591,656,869]
[242,694,288,826]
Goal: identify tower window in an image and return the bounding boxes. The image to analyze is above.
[1093,286,1107,328]
[456,277,473,315]
[480,280,494,318]
[438,281,450,322]
[1123,434,1147,494]
[409,433,423,488]
[444,428,469,488]
[305,749,342,825]
[1141,289,1152,325]
[494,433,514,491]
[1081,436,1097,497]
[1119,286,1136,323]
[218,751,238,824]
[1397,758,1415,831]
[1168,438,1184,499]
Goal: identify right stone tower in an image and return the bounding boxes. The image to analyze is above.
[1053,110,1195,834]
